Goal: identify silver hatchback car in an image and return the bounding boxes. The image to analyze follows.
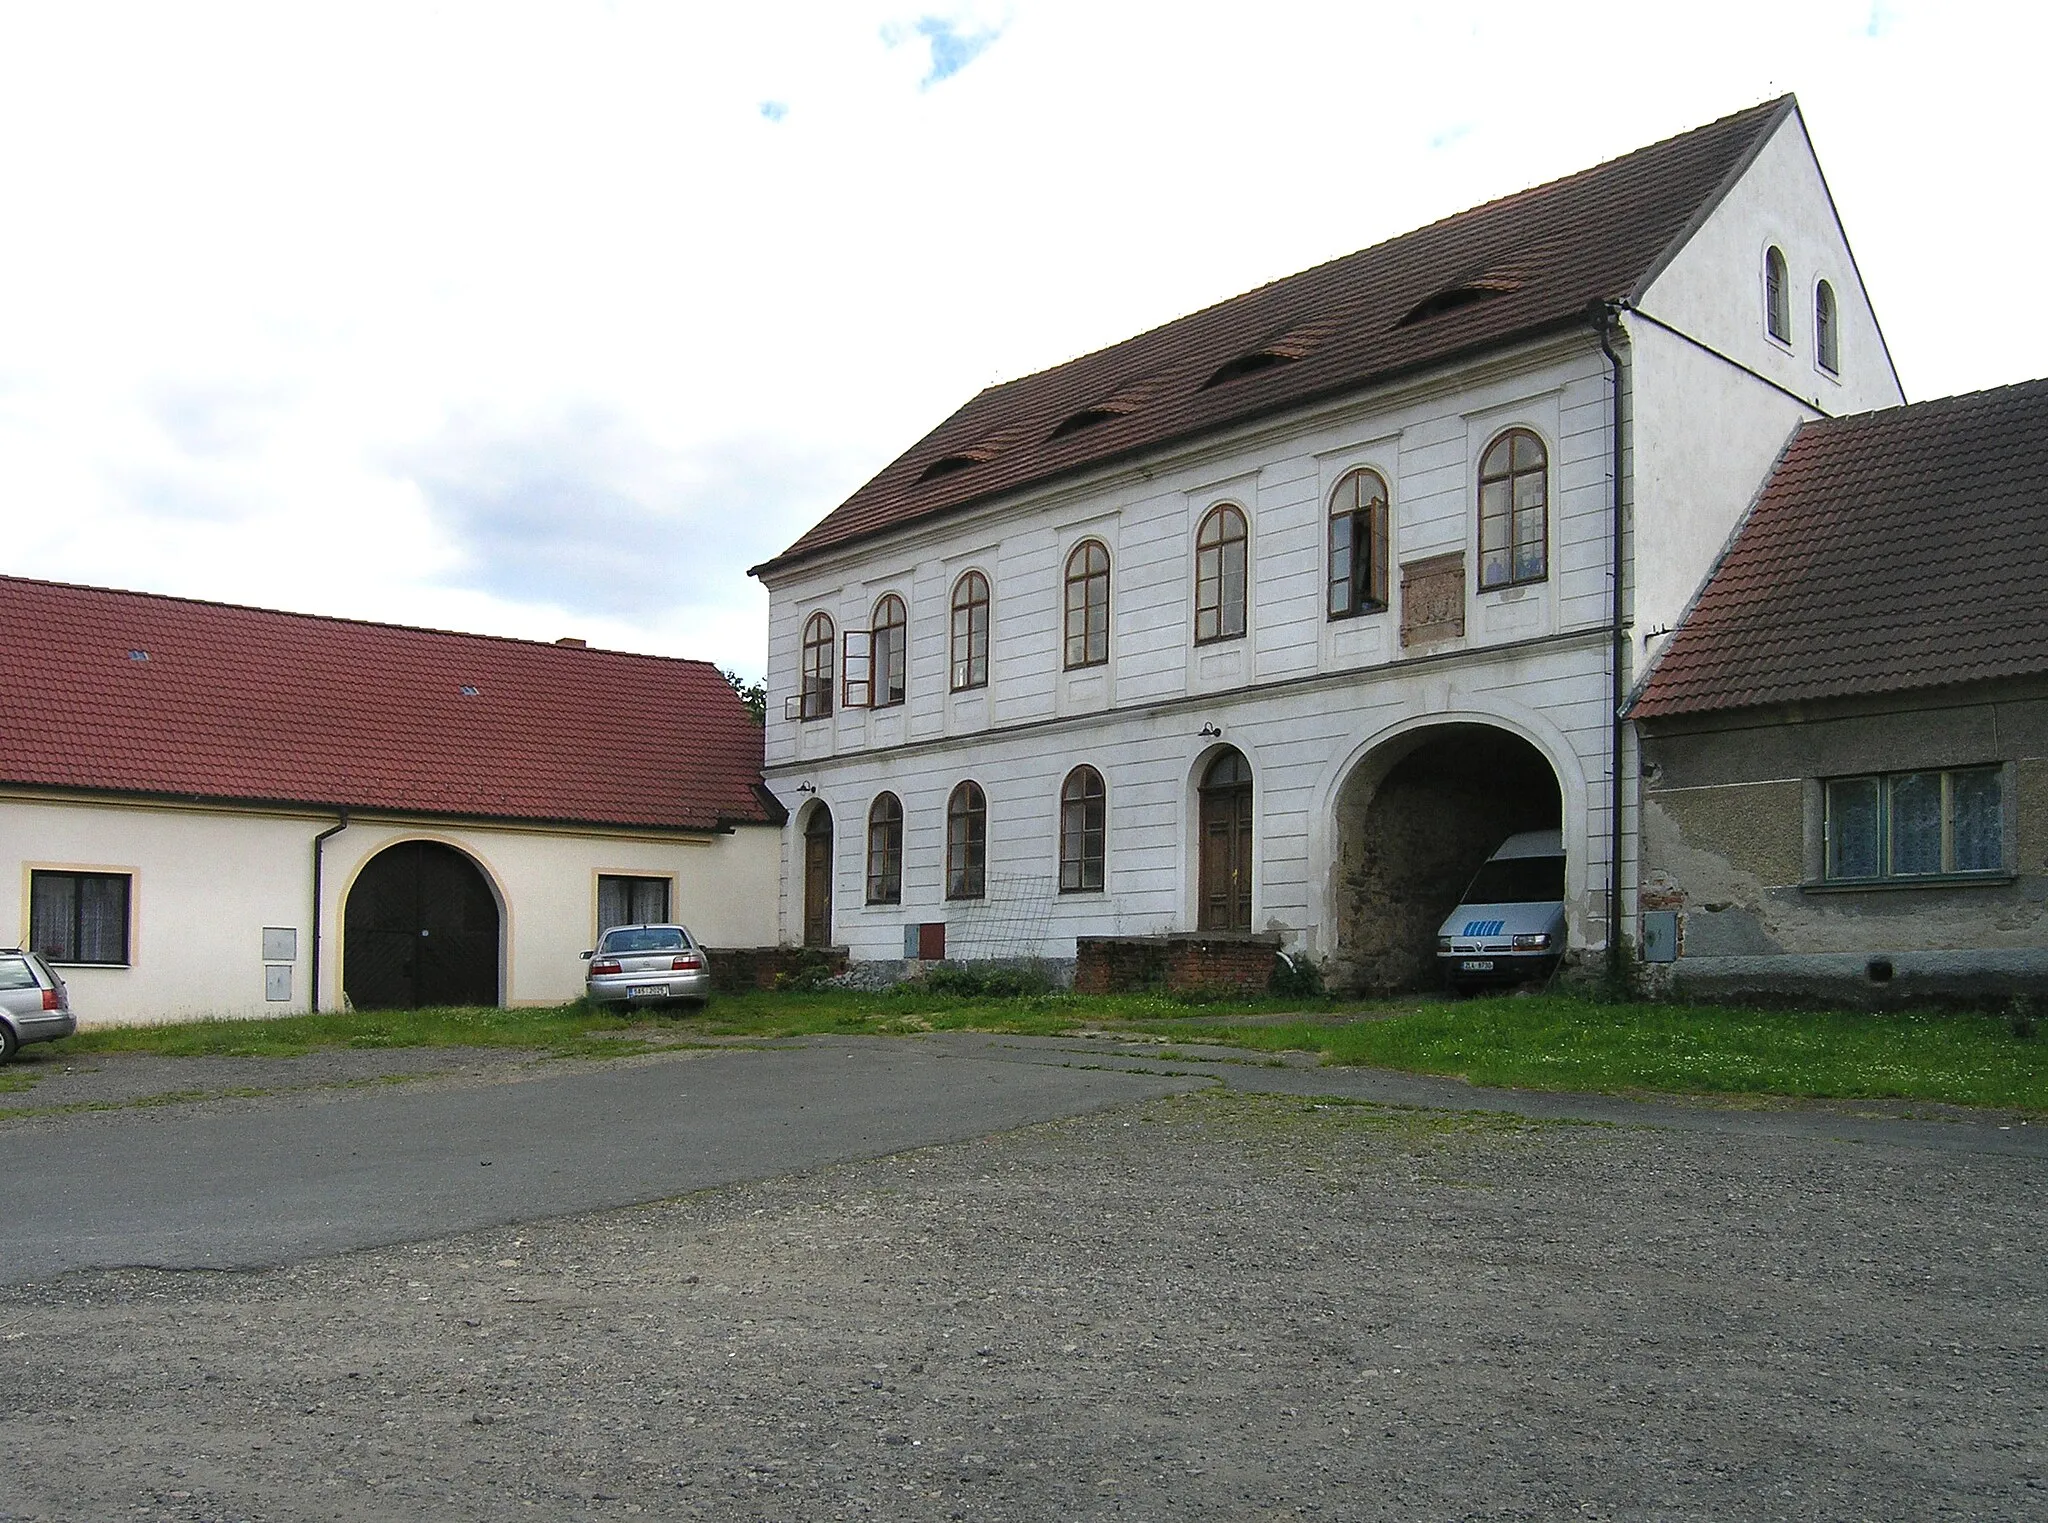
[0,948,77,1061]
[583,924,713,1010]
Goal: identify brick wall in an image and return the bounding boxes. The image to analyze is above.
[1075,934,1279,995]
[705,945,847,992]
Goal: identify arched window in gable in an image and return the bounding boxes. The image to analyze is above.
[1478,429,1548,591]
[1059,766,1106,892]
[946,781,987,900]
[1194,504,1248,645]
[1815,279,1840,374]
[865,792,903,905]
[950,571,990,691]
[1765,245,1791,344]
[1327,467,1390,618]
[1064,540,1111,669]
[800,612,834,721]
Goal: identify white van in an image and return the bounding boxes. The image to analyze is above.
[1435,829,1567,992]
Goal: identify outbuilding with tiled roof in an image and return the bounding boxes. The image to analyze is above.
[1,576,784,1024]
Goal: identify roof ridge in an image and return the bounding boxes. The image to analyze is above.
[0,572,718,669]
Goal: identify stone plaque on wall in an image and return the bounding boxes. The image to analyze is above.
[1400,551,1466,647]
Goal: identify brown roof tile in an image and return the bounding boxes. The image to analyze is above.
[753,97,1794,577]
[0,576,780,831]
[1631,378,2048,719]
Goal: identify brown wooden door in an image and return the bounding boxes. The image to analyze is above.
[803,807,834,947]
[1198,751,1253,931]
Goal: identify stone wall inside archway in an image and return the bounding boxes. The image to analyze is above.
[1331,724,1562,993]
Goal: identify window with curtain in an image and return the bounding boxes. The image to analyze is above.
[30,870,131,964]
[1477,429,1548,590]
[597,875,670,932]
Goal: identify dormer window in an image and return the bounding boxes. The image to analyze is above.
[1815,279,1840,374]
[1203,350,1296,388]
[1050,407,1118,439]
[918,455,978,483]
[1397,278,1518,327]
[1765,246,1791,345]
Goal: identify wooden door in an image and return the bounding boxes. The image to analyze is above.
[803,807,834,947]
[1198,751,1253,931]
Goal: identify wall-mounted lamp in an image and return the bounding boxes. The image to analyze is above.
[794,781,817,795]
[1198,722,1223,738]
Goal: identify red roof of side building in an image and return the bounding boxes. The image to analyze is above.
[753,96,1796,577]
[0,576,781,831]
[1630,378,2048,719]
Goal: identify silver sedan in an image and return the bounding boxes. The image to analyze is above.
[583,924,713,1010]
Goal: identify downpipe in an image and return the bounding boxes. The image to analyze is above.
[309,810,349,1013]
[1592,302,1629,985]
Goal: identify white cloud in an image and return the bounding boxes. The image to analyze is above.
[0,1,2040,682]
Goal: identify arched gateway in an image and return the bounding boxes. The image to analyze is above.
[342,840,502,1010]
[1330,723,1563,993]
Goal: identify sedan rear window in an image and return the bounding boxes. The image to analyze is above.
[1460,856,1566,905]
[600,927,688,954]
[0,958,40,991]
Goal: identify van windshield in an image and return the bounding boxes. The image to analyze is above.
[1460,856,1566,905]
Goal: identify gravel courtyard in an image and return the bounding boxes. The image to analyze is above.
[3,1062,2045,1521]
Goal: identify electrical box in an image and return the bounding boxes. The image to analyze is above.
[265,965,293,1001]
[262,926,298,962]
[903,923,946,960]
[1641,910,1679,964]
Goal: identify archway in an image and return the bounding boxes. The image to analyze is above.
[343,840,502,1010]
[802,804,834,947]
[1331,724,1561,992]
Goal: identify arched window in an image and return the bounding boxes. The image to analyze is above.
[871,594,907,707]
[865,792,903,904]
[946,782,986,900]
[1064,540,1111,669]
[950,571,990,691]
[1059,766,1106,892]
[1478,429,1548,590]
[1815,279,1839,374]
[800,612,834,721]
[1194,504,1248,644]
[1327,468,1390,618]
[1764,246,1791,344]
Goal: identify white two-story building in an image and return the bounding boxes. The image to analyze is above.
[749,96,1902,990]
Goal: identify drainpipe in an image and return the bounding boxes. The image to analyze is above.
[309,811,349,1013]
[1592,302,1628,982]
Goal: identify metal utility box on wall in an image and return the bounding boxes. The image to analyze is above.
[262,927,298,962]
[1641,910,1679,964]
[902,923,946,960]
[265,965,293,1001]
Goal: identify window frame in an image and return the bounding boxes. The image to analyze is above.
[1063,540,1111,670]
[865,792,904,905]
[1058,766,1107,893]
[1814,278,1840,375]
[29,868,133,965]
[1764,245,1792,346]
[1193,503,1249,646]
[1326,467,1391,619]
[871,593,907,708]
[596,873,671,934]
[949,571,990,692]
[800,611,835,721]
[1821,766,2007,885]
[945,781,987,900]
[1476,428,1548,591]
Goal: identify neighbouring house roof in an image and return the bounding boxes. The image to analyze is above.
[1631,377,2048,720]
[0,575,781,831]
[752,96,1795,578]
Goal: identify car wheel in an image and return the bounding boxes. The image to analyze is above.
[0,1022,18,1064]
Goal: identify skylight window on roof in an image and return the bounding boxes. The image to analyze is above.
[460,685,480,697]
[127,649,149,662]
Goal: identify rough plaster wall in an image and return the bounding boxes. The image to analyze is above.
[2020,758,2048,876]
[1333,730,1559,993]
[1640,784,1800,957]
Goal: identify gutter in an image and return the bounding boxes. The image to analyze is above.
[1591,302,1628,981]
[309,811,349,1014]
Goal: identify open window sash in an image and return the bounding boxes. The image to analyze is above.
[840,629,873,709]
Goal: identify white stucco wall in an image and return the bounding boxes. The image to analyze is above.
[2,793,780,1025]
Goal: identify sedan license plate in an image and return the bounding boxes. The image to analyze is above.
[1459,959,1495,973]
[628,984,667,998]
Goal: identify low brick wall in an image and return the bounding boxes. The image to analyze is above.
[1075,934,1281,995]
[705,945,847,993]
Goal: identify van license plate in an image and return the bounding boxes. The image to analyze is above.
[629,985,666,998]
[1459,960,1494,973]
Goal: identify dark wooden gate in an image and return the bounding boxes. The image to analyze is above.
[1198,749,1254,931]
[343,841,501,1010]
[803,806,834,948]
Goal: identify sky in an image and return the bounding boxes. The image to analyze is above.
[3,1,2041,681]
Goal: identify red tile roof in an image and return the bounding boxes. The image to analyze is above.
[0,576,780,831]
[1631,378,2048,719]
[753,97,1795,577]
